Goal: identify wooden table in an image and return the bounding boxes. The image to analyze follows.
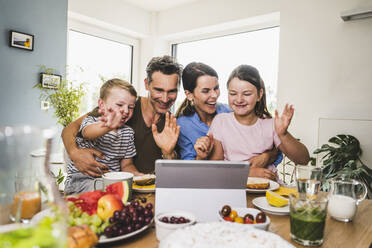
[99,192,372,248]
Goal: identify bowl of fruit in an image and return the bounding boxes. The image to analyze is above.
[155,211,196,241]
[219,205,270,230]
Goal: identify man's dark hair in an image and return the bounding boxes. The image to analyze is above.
[146,55,183,84]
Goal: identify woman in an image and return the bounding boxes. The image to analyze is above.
[176,62,281,180]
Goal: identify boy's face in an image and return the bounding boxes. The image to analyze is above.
[228,77,263,117]
[100,87,136,124]
[145,71,179,114]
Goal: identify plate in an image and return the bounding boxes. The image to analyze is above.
[246,178,279,193]
[30,208,54,225]
[133,175,156,193]
[99,219,153,244]
[218,207,270,230]
[252,196,289,215]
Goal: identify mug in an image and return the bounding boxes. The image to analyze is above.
[94,171,133,194]
[327,178,367,222]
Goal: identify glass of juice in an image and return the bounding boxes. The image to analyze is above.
[10,174,41,223]
[289,192,328,246]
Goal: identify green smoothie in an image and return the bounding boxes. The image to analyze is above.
[290,208,326,243]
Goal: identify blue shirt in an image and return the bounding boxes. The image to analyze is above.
[177,103,283,165]
[177,103,231,160]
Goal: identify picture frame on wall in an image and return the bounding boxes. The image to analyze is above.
[41,73,62,89]
[9,30,34,51]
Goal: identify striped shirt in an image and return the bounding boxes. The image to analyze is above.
[67,116,136,174]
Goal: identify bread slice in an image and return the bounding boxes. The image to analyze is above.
[246,177,270,189]
[134,174,156,186]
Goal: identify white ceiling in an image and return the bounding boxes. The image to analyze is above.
[122,0,200,12]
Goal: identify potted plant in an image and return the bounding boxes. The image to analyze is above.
[314,134,372,197]
[35,67,86,189]
[35,67,85,127]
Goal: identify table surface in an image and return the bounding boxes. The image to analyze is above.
[1,192,371,248]
[97,192,372,248]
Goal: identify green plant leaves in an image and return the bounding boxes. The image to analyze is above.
[314,134,372,197]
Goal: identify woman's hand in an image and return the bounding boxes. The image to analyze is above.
[249,167,276,180]
[152,112,180,157]
[194,134,214,160]
[275,104,294,137]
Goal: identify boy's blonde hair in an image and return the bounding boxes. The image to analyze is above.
[100,78,137,100]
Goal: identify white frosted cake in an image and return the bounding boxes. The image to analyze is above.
[159,222,294,248]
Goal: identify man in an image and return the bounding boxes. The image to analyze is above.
[62,55,183,177]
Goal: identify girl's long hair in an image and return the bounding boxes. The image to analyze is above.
[227,65,272,119]
[175,62,218,117]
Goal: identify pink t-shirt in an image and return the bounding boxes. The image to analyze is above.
[208,112,281,165]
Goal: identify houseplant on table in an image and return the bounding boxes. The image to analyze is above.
[314,134,372,197]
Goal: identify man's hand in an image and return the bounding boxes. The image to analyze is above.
[249,167,276,180]
[69,148,109,177]
[152,112,180,157]
[194,134,214,160]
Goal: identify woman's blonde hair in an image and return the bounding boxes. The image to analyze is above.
[100,78,137,99]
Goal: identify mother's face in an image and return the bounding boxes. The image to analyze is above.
[186,75,220,115]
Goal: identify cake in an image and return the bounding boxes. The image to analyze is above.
[159,222,294,248]
[246,177,270,189]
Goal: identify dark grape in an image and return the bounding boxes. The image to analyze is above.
[120,211,127,218]
[128,207,135,215]
[134,223,141,230]
[114,210,121,221]
[141,197,147,203]
[160,216,169,223]
[132,216,138,223]
[256,212,266,223]
[145,203,153,210]
[122,206,129,213]
[125,225,133,233]
[145,216,152,224]
[136,205,144,214]
[109,217,115,223]
[138,215,144,224]
[133,200,140,208]
[112,225,119,236]
[170,216,176,222]
[243,214,254,222]
[119,215,126,223]
[104,226,113,237]
[221,205,231,217]
[143,209,151,217]
[185,218,190,223]
[118,228,125,236]
[179,217,186,223]
[124,216,131,225]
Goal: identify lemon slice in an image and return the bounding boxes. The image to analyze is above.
[266,190,289,207]
[273,186,297,196]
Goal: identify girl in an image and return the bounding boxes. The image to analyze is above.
[197,65,310,178]
[176,62,281,179]
[65,78,141,194]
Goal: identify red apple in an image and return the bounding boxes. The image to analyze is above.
[97,194,123,220]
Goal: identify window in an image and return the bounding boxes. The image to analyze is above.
[67,30,133,113]
[172,26,280,113]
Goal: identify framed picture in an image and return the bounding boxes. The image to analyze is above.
[41,73,62,89]
[9,30,34,51]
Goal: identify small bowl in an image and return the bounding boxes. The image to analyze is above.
[155,211,196,241]
[218,207,270,230]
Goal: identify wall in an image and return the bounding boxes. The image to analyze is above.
[157,0,372,161]
[0,0,68,126]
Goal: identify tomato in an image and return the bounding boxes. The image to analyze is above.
[234,217,244,223]
[229,210,238,220]
[223,216,233,222]
[243,214,254,223]
[244,218,254,224]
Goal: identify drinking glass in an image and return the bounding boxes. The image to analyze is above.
[9,173,41,223]
[295,165,322,198]
[0,125,67,247]
[289,192,328,246]
[328,178,367,222]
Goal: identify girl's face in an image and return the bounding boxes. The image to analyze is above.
[186,75,220,116]
[228,77,263,117]
[99,87,136,124]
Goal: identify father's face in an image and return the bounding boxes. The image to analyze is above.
[145,71,179,114]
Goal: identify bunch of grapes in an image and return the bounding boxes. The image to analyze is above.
[104,199,153,238]
[67,201,110,234]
